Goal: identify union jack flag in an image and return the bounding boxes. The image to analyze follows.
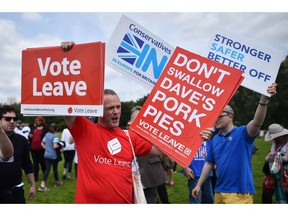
[117,33,144,65]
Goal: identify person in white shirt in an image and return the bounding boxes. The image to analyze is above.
[61,128,76,180]
[21,122,31,140]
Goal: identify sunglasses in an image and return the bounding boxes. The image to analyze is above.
[2,116,18,122]
[218,113,232,119]
[218,114,229,118]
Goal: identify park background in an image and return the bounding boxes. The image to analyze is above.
[22,136,273,203]
[7,55,284,204]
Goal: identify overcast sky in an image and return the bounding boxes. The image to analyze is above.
[0,10,287,103]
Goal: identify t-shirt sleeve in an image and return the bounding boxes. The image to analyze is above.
[21,136,34,174]
[128,129,152,156]
[53,136,59,144]
[69,116,89,147]
[206,140,215,163]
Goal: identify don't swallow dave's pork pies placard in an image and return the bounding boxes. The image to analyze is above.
[129,46,244,167]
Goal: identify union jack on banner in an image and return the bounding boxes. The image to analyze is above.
[117,33,144,65]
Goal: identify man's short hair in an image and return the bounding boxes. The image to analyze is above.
[104,89,118,96]
[0,105,16,118]
[223,104,234,115]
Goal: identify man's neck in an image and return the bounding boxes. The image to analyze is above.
[5,130,14,137]
[221,124,234,136]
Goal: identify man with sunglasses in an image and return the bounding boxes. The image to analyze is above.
[0,105,36,203]
[192,83,278,204]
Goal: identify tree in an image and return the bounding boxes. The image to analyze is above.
[229,55,288,129]
[228,86,259,126]
[120,100,136,128]
[268,55,288,128]
[119,94,149,128]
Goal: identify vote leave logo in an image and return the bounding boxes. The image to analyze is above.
[67,107,73,114]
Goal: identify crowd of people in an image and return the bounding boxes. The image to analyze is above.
[0,81,285,204]
[262,123,288,203]
[0,107,76,203]
[0,41,284,204]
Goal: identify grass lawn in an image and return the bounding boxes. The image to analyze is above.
[24,137,271,204]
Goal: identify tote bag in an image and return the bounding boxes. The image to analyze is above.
[124,130,147,204]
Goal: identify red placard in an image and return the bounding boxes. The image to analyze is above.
[21,42,105,116]
[130,46,244,167]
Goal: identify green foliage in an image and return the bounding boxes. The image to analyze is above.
[229,86,259,126]
[24,161,76,204]
[120,100,136,128]
[252,137,274,203]
[119,94,148,128]
[270,55,288,128]
[228,55,288,129]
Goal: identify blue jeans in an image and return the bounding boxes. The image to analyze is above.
[188,177,214,204]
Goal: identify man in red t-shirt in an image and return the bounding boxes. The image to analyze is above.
[62,42,214,204]
[64,88,213,203]
[65,89,160,203]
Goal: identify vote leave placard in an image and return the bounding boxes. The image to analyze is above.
[130,46,244,167]
[21,42,105,116]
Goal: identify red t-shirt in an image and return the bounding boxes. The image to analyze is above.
[70,117,152,204]
[30,128,43,150]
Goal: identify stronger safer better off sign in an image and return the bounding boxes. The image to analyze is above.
[205,29,285,97]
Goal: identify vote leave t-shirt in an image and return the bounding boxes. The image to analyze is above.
[70,116,152,203]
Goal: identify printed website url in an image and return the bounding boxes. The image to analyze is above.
[23,108,55,113]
